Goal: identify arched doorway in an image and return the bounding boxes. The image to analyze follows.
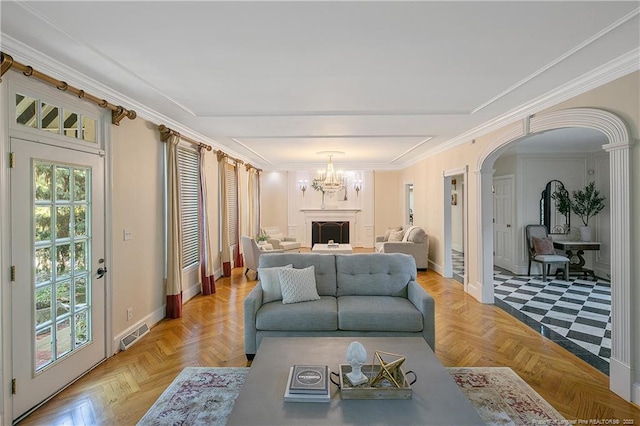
[475,108,634,400]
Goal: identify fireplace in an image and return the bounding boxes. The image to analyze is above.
[312,221,350,245]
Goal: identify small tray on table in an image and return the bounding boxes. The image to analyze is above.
[333,364,414,400]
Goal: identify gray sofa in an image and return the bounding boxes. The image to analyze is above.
[375,226,429,270]
[244,252,435,359]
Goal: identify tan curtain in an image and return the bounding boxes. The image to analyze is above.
[166,134,183,318]
[218,152,232,276]
[199,147,216,295]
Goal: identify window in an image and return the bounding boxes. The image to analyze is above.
[177,147,199,269]
[226,163,238,247]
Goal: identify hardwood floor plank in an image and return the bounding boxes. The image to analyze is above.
[18,267,640,425]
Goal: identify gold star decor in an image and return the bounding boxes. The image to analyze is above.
[370,351,406,388]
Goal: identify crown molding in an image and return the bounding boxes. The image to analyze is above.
[0,34,248,162]
[405,48,640,168]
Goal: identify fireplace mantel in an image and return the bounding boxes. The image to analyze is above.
[299,208,361,247]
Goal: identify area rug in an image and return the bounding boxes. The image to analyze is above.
[138,366,566,425]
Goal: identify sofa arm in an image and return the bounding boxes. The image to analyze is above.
[266,238,282,249]
[407,280,435,351]
[283,236,296,242]
[243,284,264,356]
[375,236,385,243]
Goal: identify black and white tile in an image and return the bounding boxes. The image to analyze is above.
[493,269,611,375]
[452,250,465,283]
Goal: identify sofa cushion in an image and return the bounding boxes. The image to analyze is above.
[338,296,423,332]
[388,230,404,242]
[336,254,416,297]
[259,253,337,296]
[279,266,321,304]
[401,226,418,242]
[258,264,293,303]
[383,226,402,241]
[280,240,301,251]
[256,296,338,331]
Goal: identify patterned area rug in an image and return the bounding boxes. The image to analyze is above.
[138,366,566,425]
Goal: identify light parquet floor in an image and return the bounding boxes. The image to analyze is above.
[19,266,640,425]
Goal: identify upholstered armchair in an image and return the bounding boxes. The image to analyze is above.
[240,236,284,277]
[525,225,569,281]
[375,226,429,270]
[261,226,301,252]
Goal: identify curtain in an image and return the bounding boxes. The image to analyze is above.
[199,146,216,295]
[166,134,183,318]
[247,167,257,238]
[218,152,232,276]
[233,163,244,268]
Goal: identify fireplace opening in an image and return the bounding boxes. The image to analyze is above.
[312,221,349,245]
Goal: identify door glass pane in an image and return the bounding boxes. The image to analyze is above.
[82,117,96,143]
[33,160,92,372]
[16,94,37,128]
[41,103,60,134]
[63,111,78,138]
[35,327,53,370]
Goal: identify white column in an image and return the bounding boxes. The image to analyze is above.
[603,140,633,400]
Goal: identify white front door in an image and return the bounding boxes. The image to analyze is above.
[10,138,106,420]
[493,176,513,271]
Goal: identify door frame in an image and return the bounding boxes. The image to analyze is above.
[0,73,114,423]
[474,108,634,401]
[443,166,468,288]
[492,174,515,272]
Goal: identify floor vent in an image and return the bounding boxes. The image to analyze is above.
[120,323,149,351]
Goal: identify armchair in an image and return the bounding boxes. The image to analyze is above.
[525,225,569,281]
[375,226,429,270]
[261,226,301,252]
[240,236,284,277]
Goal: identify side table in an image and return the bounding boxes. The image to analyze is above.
[553,240,601,280]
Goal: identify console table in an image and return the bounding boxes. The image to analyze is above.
[553,241,601,280]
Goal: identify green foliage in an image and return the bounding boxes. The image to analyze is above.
[311,178,325,193]
[551,188,571,219]
[257,230,268,242]
[570,182,606,226]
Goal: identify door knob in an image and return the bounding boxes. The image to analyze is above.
[506,224,511,228]
[97,267,108,279]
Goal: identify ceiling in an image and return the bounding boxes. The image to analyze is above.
[1,1,638,170]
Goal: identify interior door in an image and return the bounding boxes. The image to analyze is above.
[493,176,513,271]
[10,138,106,420]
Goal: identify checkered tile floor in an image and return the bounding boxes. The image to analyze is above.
[493,269,611,375]
[452,250,465,283]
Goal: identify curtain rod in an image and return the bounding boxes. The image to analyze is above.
[0,51,136,126]
[216,149,244,166]
[158,124,212,151]
[245,163,262,173]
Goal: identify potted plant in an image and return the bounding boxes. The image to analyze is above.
[570,181,606,241]
[311,178,326,209]
[256,231,269,245]
[551,187,571,233]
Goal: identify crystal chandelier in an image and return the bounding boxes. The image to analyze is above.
[317,155,344,194]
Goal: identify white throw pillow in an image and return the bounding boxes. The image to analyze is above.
[258,264,293,303]
[278,266,320,304]
[388,230,405,242]
[269,232,284,240]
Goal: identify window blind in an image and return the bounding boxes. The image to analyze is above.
[226,163,238,246]
[177,147,200,269]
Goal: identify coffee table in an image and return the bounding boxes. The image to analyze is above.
[311,243,353,254]
[227,337,483,425]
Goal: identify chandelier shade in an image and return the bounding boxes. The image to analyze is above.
[317,155,344,193]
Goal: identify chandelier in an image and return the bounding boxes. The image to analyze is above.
[317,154,344,194]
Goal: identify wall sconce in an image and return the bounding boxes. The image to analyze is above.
[353,179,363,197]
[299,179,308,196]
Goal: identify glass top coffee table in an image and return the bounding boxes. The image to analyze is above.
[311,243,353,254]
[227,337,482,425]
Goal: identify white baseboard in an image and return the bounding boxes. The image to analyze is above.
[112,306,165,355]
[610,356,632,401]
[429,259,443,276]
